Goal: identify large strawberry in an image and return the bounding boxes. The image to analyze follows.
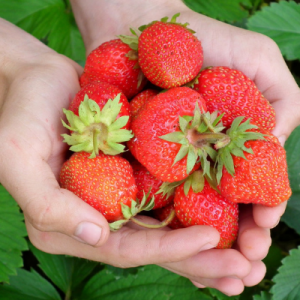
[131,160,174,209]
[128,86,228,182]
[217,126,291,206]
[80,39,147,99]
[173,171,239,249]
[120,13,203,89]
[192,66,276,131]
[59,152,155,230]
[62,81,133,157]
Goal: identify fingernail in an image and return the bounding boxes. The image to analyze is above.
[278,135,286,147]
[200,242,217,251]
[271,218,280,229]
[74,222,103,246]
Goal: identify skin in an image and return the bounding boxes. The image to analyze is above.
[0,0,299,296]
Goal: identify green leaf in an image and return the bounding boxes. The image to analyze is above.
[29,243,98,294]
[79,265,213,300]
[0,0,85,62]
[183,0,249,23]
[270,246,300,300]
[281,192,300,235]
[0,185,28,283]
[208,287,239,300]
[253,291,273,300]
[0,268,61,300]
[247,1,300,61]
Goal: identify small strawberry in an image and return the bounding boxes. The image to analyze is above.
[62,81,133,157]
[128,86,229,182]
[80,39,147,99]
[131,160,174,209]
[120,13,203,89]
[129,89,159,118]
[174,171,239,249]
[217,126,291,206]
[192,66,276,131]
[153,202,184,230]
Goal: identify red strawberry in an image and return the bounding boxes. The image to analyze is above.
[132,160,174,209]
[59,152,138,223]
[121,13,203,89]
[69,81,130,129]
[130,89,159,118]
[153,202,184,230]
[193,66,276,131]
[174,174,239,249]
[219,130,291,206]
[128,86,227,182]
[62,81,133,157]
[80,39,147,99]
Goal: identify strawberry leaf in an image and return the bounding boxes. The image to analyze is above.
[0,0,85,63]
[270,246,300,299]
[247,1,300,61]
[0,185,28,283]
[78,264,214,300]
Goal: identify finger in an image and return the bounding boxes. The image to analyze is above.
[235,205,272,261]
[192,277,245,297]
[0,147,110,247]
[253,201,287,228]
[161,248,251,280]
[26,222,220,267]
[243,261,266,287]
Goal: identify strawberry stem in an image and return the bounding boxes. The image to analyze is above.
[130,209,176,229]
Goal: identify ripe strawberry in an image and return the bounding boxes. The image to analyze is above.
[153,202,184,230]
[80,39,147,99]
[193,66,276,131]
[59,152,138,223]
[129,89,159,118]
[218,130,291,206]
[128,86,228,182]
[174,173,239,249]
[62,81,133,157]
[132,160,174,209]
[137,14,203,89]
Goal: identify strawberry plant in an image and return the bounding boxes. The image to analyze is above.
[1,0,300,299]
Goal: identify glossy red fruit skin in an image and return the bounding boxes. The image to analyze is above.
[132,160,173,209]
[59,152,138,222]
[128,87,206,182]
[69,81,131,130]
[138,22,203,89]
[153,202,184,229]
[220,132,291,206]
[80,39,147,99]
[174,181,239,249]
[130,89,159,119]
[194,66,276,131]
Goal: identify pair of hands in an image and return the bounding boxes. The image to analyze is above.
[1,0,300,296]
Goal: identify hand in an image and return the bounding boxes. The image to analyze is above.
[70,0,300,295]
[0,17,244,297]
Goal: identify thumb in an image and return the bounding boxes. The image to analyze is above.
[0,152,110,247]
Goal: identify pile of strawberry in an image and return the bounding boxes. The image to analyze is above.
[59,14,291,249]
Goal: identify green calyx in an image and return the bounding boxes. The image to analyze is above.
[159,103,229,178]
[215,116,266,183]
[118,28,140,51]
[61,94,133,158]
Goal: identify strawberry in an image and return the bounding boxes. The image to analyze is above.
[192,66,276,131]
[153,202,184,230]
[131,160,174,209]
[59,152,138,223]
[120,13,203,89]
[129,89,159,118]
[62,81,133,157]
[173,171,239,249]
[80,39,147,99]
[218,129,291,206]
[128,86,228,182]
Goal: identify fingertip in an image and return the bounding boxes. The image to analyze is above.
[243,261,266,287]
